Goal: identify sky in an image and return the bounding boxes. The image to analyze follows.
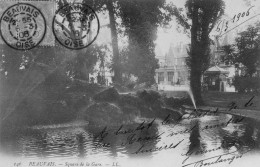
[155,0,260,57]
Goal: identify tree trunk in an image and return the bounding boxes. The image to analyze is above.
[190,41,204,105]
[190,6,204,105]
[190,65,203,105]
[106,0,122,83]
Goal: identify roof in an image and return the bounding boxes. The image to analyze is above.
[205,65,229,74]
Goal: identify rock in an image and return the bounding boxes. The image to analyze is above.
[113,83,129,92]
[93,87,120,102]
[164,97,192,108]
[158,107,183,121]
[120,105,140,123]
[137,90,162,105]
[84,102,123,126]
[73,94,90,111]
[119,94,156,118]
[121,105,140,117]
[139,107,156,118]
[118,94,141,108]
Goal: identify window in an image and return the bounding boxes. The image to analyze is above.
[158,72,164,83]
[168,72,174,82]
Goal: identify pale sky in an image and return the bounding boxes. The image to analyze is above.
[155,0,260,56]
[93,0,260,60]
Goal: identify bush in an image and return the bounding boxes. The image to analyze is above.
[235,76,260,92]
[233,76,260,93]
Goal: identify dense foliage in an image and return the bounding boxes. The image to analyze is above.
[233,76,260,93]
[116,0,173,85]
[221,22,260,80]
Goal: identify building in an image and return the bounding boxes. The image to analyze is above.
[203,65,230,91]
[155,43,190,88]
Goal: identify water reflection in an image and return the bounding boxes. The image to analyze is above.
[87,123,159,157]
[76,133,86,157]
[220,116,258,152]
[1,114,260,160]
[188,120,206,155]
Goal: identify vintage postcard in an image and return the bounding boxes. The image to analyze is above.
[0,0,260,167]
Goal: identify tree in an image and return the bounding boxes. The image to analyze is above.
[172,0,225,104]
[66,44,108,81]
[222,22,260,77]
[235,23,260,76]
[221,44,236,65]
[57,0,122,83]
[106,0,122,83]
[56,0,109,81]
[117,0,172,85]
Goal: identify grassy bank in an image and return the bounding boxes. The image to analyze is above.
[202,92,260,111]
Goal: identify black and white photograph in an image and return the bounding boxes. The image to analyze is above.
[0,0,260,167]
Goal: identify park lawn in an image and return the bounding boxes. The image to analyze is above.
[202,91,260,111]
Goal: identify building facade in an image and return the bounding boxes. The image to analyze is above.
[155,43,190,86]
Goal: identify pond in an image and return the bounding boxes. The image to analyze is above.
[1,113,260,167]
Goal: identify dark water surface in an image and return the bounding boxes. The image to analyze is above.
[1,113,260,166]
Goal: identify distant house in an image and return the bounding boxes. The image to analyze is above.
[155,43,190,88]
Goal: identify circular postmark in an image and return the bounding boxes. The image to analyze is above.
[53,3,100,50]
[0,3,46,50]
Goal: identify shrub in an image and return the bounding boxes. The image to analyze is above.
[233,76,260,93]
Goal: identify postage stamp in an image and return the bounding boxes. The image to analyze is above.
[0,3,46,50]
[0,0,56,48]
[53,2,100,50]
